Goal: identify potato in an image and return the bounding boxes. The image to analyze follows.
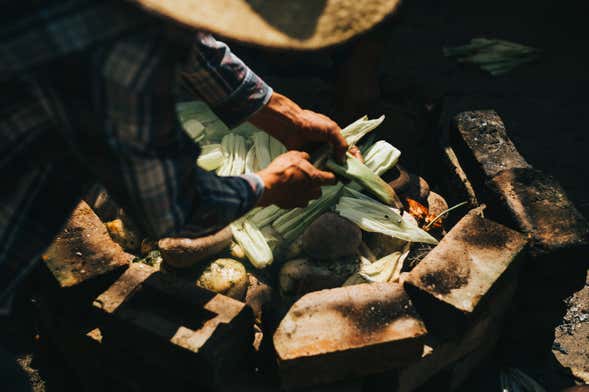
[196,258,248,300]
[279,257,358,297]
[302,212,361,260]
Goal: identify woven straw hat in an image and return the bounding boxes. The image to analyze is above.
[134,0,401,50]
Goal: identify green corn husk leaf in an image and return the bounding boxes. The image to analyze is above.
[335,196,438,244]
[272,184,344,243]
[197,144,224,171]
[247,204,287,228]
[326,152,399,206]
[341,115,385,146]
[444,38,540,76]
[231,219,273,269]
[363,140,401,176]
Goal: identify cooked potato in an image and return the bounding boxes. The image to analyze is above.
[196,258,248,300]
[302,212,362,260]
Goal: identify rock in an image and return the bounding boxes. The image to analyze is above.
[364,232,407,259]
[273,283,427,389]
[93,263,254,388]
[279,258,358,298]
[302,212,362,260]
[387,165,430,204]
[43,201,134,288]
[426,192,449,218]
[404,209,528,338]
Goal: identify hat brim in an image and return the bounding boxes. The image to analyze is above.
[134,0,401,50]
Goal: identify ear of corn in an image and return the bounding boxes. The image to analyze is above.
[197,144,225,171]
[247,205,287,228]
[326,152,400,206]
[217,134,247,176]
[231,219,274,268]
[335,196,438,244]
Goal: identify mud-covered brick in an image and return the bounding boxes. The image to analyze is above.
[450,110,531,183]
[93,263,254,388]
[273,282,427,389]
[43,200,133,288]
[404,209,527,339]
[488,168,589,257]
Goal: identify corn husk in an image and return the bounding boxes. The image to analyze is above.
[363,140,401,176]
[335,196,438,245]
[272,184,344,243]
[326,152,400,206]
[341,115,385,146]
[231,219,273,269]
[197,144,224,171]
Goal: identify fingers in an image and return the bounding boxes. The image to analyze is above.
[325,125,349,164]
[298,159,337,186]
[348,145,364,162]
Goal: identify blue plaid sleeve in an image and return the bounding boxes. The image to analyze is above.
[75,29,261,238]
[182,32,273,128]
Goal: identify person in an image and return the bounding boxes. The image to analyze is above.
[0,0,400,387]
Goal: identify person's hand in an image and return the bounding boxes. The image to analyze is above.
[256,151,336,208]
[250,92,350,163]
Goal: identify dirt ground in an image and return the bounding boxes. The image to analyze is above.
[1,0,588,390]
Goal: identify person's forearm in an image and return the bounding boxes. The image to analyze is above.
[182,32,273,128]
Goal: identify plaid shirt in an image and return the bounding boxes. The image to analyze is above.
[0,0,272,308]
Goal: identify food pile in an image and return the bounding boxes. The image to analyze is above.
[97,101,452,311]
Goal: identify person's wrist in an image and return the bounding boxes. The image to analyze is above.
[255,169,273,206]
[249,92,303,136]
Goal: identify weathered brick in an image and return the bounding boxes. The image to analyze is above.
[273,282,427,389]
[488,168,589,257]
[93,263,254,388]
[448,110,588,258]
[397,277,517,392]
[404,209,527,338]
[451,110,531,181]
[43,201,133,288]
